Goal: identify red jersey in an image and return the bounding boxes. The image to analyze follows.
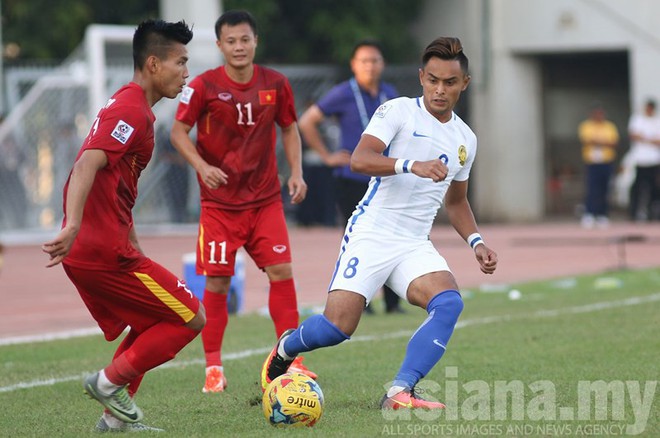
[63,82,154,271]
[175,64,297,209]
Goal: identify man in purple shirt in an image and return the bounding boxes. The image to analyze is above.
[299,39,402,314]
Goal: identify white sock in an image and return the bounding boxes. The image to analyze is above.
[277,335,294,360]
[102,412,126,429]
[387,385,407,398]
[206,365,223,374]
[97,370,121,395]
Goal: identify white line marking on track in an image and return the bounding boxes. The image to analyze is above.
[1,293,659,394]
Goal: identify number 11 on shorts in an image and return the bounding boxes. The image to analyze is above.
[208,240,228,264]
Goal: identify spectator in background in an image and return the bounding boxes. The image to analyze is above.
[577,102,619,228]
[298,39,403,314]
[295,101,338,227]
[627,99,660,221]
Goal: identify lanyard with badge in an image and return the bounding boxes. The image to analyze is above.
[350,78,388,130]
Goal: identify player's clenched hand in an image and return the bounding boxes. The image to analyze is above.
[42,226,78,268]
[288,175,307,204]
[475,245,498,274]
[411,159,448,182]
[199,163,228,189]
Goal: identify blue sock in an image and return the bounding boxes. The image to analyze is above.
[392,290,464,390]
[282,314,349,357]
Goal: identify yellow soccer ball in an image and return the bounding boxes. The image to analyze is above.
[262,372,324,427]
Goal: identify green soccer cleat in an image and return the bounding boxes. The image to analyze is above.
[83,373,143,424]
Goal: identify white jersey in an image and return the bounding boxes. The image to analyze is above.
[348,96,477,239]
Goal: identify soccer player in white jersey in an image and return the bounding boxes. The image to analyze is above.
[261,37,498,409]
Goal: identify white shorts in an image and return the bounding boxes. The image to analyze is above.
[327,229,451,304]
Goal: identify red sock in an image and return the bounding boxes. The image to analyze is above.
[105,322,198,387]
[110,329,144,397]
[268,278,299,337]
[201,290,228,367]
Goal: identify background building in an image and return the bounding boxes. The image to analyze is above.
[415,0,659,221]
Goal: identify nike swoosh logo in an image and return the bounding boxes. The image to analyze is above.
[433,339,446,349]
[413,130,431,138]
[122,411,140,421]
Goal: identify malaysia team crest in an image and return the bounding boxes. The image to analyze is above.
[458,145,467,166]
[110,120,135,145]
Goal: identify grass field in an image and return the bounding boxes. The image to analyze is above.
[1,268,659,437]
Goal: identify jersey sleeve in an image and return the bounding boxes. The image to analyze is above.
[276,78,298,128]
[84,104,145,168]
[362,99,404,147]
[175,75,205,127]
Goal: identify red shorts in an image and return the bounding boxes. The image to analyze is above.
[63,259,200,341]
[197,201,292,276]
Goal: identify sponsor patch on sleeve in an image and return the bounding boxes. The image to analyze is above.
[110,120,135,145]
[180,86,194,104]
[374,103,392,118]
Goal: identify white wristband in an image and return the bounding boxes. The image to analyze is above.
[394,158,416,175]
[467,233,484,249]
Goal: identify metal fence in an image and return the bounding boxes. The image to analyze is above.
[0,59,421,233]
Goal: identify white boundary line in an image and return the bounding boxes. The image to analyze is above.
[1,293,659,394]
[0,327,104,347]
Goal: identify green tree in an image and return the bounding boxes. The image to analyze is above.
[223,0,424,64]
[2,0,158,63]
[2,0,423,64]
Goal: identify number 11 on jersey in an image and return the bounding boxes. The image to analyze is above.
[236,102,255,125]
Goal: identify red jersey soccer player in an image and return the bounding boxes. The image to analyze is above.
[171,9,315,393]
[42,20,204,432]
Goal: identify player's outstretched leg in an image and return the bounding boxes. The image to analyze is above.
[381,290,463,409]
[260,314,350,392]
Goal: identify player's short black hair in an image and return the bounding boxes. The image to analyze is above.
[646,98,656,109]
[215,10,257,39]
[350,39,384,60]
[133,19,193,70]
[422,37,469,74]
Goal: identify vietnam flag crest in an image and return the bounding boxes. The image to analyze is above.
[259,89,277,105]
